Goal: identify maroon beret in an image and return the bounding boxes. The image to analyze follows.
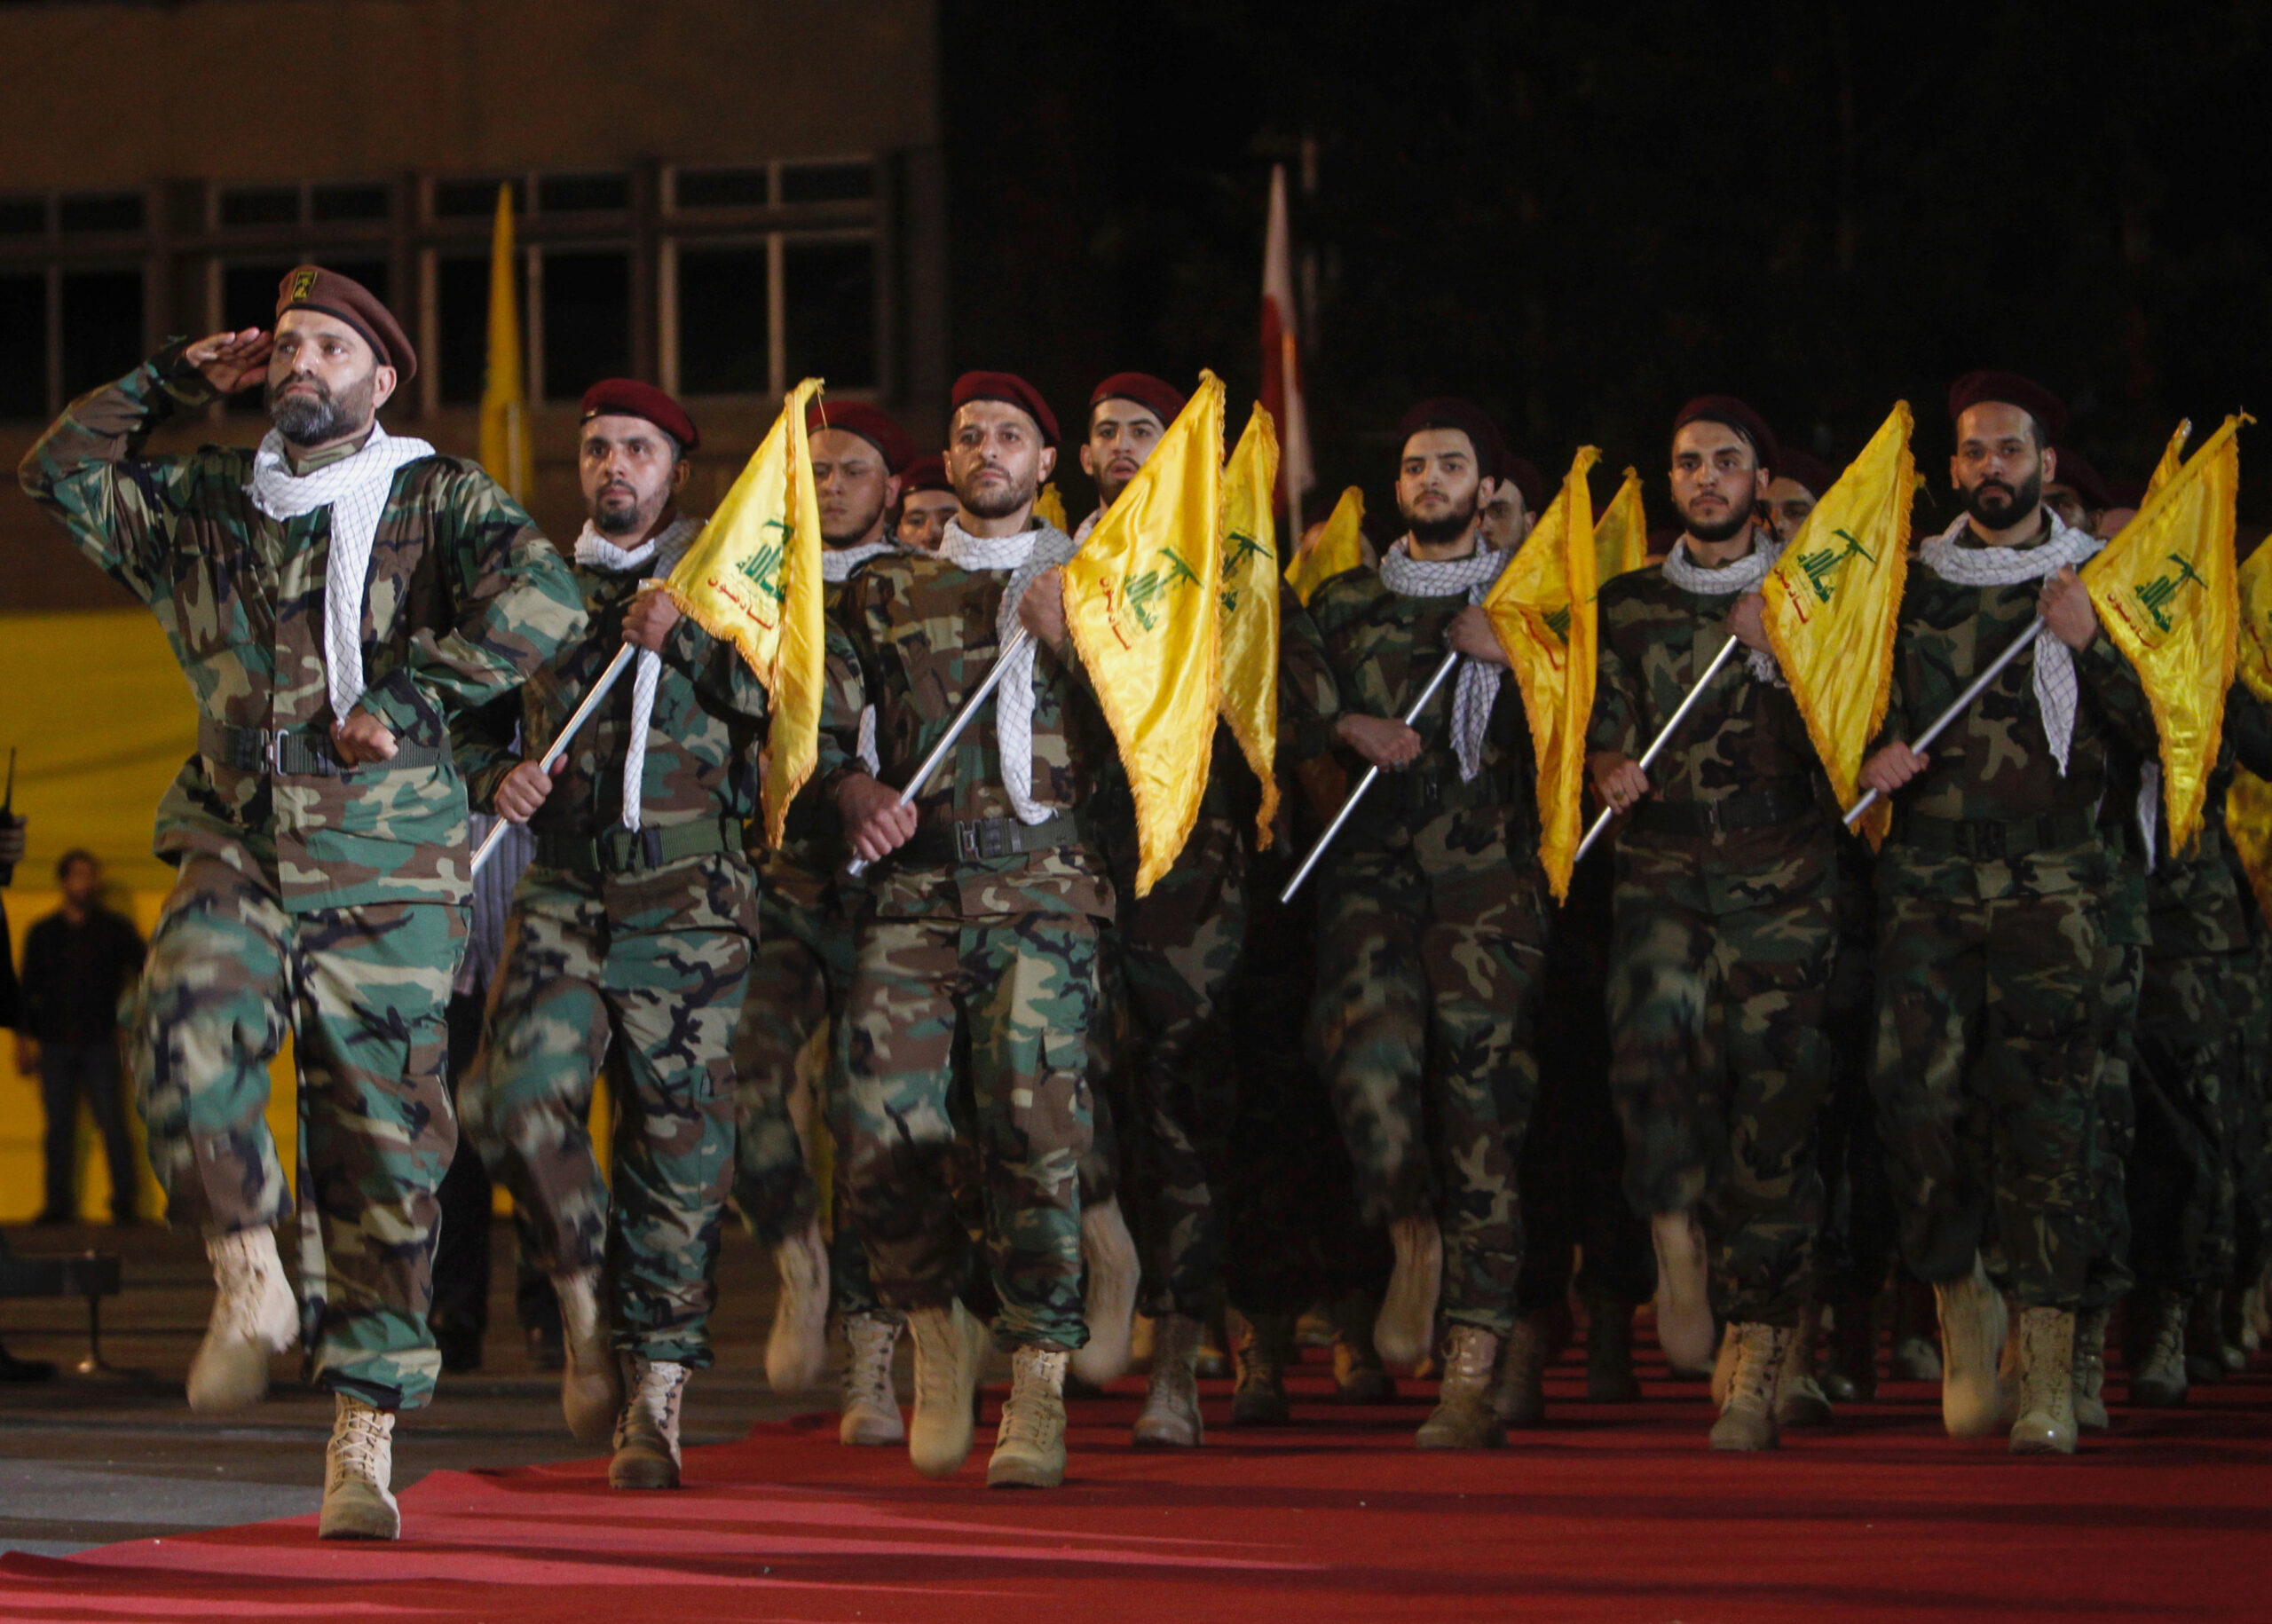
[2047,443,2113,510]
[807,399,914,474]
[1948,370,2069,440]
[580,378,699,452]
[1398,396,1509,480]
[900,453,952,494]
[1672,395,1779,476]
[274,264,416,382]
[1088,372,1187,431]
[1502,454,1545,515]
[1773,447,1838,500]
[951,370,1060,447]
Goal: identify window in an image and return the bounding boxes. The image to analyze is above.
[312,184,390,224]
[674,244,770,396]
[0,274,45,417]
[218,186,298,227]
[673,168,769,209]
[780,162,873,204]
[783,237,874,389]
[538,173,628,215]
[433,177,521,219]
[59,269,142,388]
[539,249,630,399]
[59,193,143,233]
[433,253,524,406]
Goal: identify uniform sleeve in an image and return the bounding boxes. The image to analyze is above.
[659,611,770,723]
[358,465,588,735]
[2075,630,2158,757]
[1585,594,1643,759]
[1275,585,1340,767]
[815,611,872,796]
[16,342,217,605]
[451,689,526,816]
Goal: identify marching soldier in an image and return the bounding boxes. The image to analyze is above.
[1587,397,1842,1449]
[19,267,584,1538]
[825,371,1120,1489]
[895,455,960,552]
[1858,371,2155,1455]
[1290,397,1550,1449]
[459,380,762,1492]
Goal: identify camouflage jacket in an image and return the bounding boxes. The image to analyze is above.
[1588,556,1835,863]
[2147,684,2272,958]
[760,559,880,912]
[1872,532,2154,832]
[454,540,769,917]
[20,342,585,912]
[819,549,1123,921]
[1287,564,1538,856]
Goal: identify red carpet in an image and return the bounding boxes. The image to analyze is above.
[8,1360,2272,1622]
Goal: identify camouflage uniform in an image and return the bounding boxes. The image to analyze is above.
[821,540,1121,1352]
[455,552,769,1368]
[1817,830,1900,1312]
[1868,533,2152,1309]
[1288,564,1547,1338]
[20,343,584,1408]
[1587,561,1840,1327]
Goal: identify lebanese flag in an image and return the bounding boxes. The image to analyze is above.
[1260,164,1314,530]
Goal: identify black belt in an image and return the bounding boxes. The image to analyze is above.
[1894,808,2097,862]
[903,810,1085,864]
[199,719,446,777]
[1629,781,1818,837]
[535,817,745,874]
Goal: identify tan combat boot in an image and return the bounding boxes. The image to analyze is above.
[1709,1321,1791,1452]
[2009,1306,2078,1455]
[2128,1288,2189,1407]
[1375,1214,1443,1368]
[906,1299,986,1478]
[840,1310,906,1447]
[1651,1211,1716,1374]
[1229,1311,1295,1425]
[187,1226,298,1414]
[1068,1196,1139,1387]
[1415,1324,1504,1449]
[1775,1304,1834,1428]
[763,1217,832,1395]
[1493,1309,1553,1427]
[318,1391,400,1540]
[610,1356,690,1488]
[1330,1289,1395,1402]
[1935,1253,2013,1438]
[988,1345,1069,1488]
[555,1268,622,1444]
[2071,1304,2111,1431]
[1132,1311,1204,1447]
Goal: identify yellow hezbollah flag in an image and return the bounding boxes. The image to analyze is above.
[478,185,532,502]
[1592,467,1649,584]
[1485,446,1599,902]
[2146,422,2189,500]
[2085,414,2249,855]
[1219,402,1282,845]
[2239,532,2272,706]
[662,377,827,847]
[2227,766,2272,925]
[1285,485,1364,605]
[1760,402,1916,822]
[1064,372,1227,895]
[1036,481,1069,532]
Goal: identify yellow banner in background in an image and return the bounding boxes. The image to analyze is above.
[661,377,827,847]
[1284,485,1364,605]
[1219,403,1282,845]
[1486,446,1599,902]
[477,184,532,503]
[1591,466,1649,584]
[2085,414,2248,855]
[1064,373,1227,895]
[1035,481,1069,532]
[1760,402,1916,824]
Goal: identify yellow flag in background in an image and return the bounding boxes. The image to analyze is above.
[2226,766,2272,925]
[1063,373,1227,895]
[2239,532,2272,706]
[1485,446,1600,902]
[1219,403,1282,845]
[662,378,827,848]
[1035,481,1069,532]
[1759,403,1916,824]
[478,185,532,502]
[2146,421,2189,501]
[2085,414,2249,854]
[1591,467,1649,584]
[1285,485,1364,605]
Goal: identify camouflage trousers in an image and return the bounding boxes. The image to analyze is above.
[1308,811,1548,1337]
[1116,808,1249,1318]
[2226,938,2272,1285]
[1872,846,2106,1309]
[131,850,463,1411]
[2081,859,2147,1312]
[840,912,1099,1350]
[2130,945,2241,1291]
[1606,830,1838,1327]
[1817,833,1898,1306]
[461,858,753,1368]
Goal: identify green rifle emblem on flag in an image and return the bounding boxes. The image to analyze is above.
[731,518,793,605]
[1124,546,1200,633]
[1796,528,1876,604]
[2134,551,2207,635]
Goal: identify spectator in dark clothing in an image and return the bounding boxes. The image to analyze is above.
[15,849,145,1225]
[0,813,59,1381]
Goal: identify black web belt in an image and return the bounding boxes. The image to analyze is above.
[1893,807,2097,863]
[903,810,1085,864]
[534,817,745,875]
[200,719,446,777]
[1629,781,1818,837]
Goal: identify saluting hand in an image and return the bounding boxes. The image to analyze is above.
[183,328,273,395]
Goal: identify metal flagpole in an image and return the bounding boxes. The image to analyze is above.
[1843,615,2045,826]
[469,643,636,874]
[1568,637,1743,866]
[1278,649,1465,903]
[844,628,1033,878]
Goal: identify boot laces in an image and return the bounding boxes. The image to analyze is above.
[1002,1350,1067,1447]
[844,1315,900,1407]
[209,1231,289,1343]
[1732,1328,1781,1409]
[617,1360,690,1452]
[328,1398,393,1488]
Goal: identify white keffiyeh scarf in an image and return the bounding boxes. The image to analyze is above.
[574,515,705,830]
[942,516,1077,825]
[1661,531,1787,686]
[1377,537,1509,782]
[822,538,901,583]
[245,422,435,724]
[1918,511,2103,777]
